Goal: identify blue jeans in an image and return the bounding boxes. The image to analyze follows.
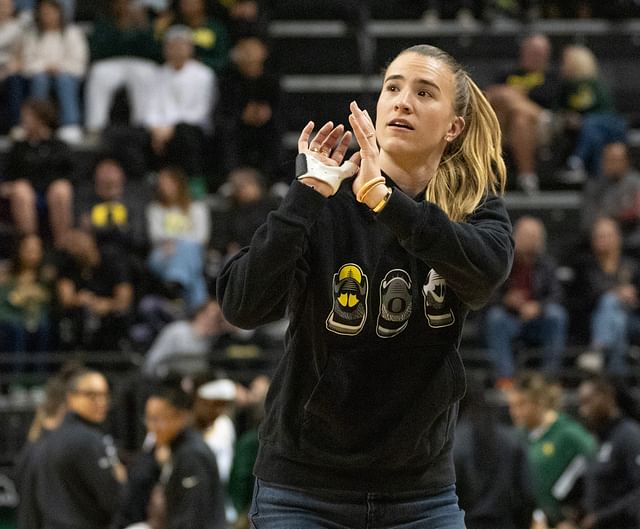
[30,73,82,126]
[248,479,466,529]
[574,113,627,176]
[591,292,629,374]
[148,239,207,311]
[485,303,568,378]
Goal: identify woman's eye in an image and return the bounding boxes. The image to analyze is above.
[386,85,398,92]
[418,90,431,97]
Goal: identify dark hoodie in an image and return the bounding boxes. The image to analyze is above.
[217,177,513,492]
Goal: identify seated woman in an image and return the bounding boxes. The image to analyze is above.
[0,234,53,373]
[146,166,210,311]
[557,45,627,182]
[19,0,88,143]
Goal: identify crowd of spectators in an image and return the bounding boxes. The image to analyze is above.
[1,2,640,528]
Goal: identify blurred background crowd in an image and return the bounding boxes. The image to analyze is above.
[1,0,640,528]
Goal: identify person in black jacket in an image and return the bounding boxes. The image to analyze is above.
[485,215,568,387]
[217,44,513,528]
[571,376,640,529]
[134,379,226,529]
[34,368,125,529]
[0,99,74,247]
[454,379,535,529]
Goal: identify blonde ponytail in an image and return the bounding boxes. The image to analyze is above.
[397,46,507,221]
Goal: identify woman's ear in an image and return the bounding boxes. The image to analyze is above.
[445,116,465,142]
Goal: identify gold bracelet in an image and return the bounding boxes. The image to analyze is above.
[372,188,392,213]
[356,176,386,203]
[359,182,386,204]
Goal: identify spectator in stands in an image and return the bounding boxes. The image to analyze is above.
[215,167,278,259]
[34,368,125,529]
[418,0,485,26]
[142,379,226,529]
[213,0,264,43]
[574,217,640,375]
[572,375,640,529]
[557,45,627,182]
[217,35,282,182]
[85,0,161,137]
[76,156,148,256]
[581,142,640,253]
[144,24,217,179]
[0,0,24,133]
[142,299,229,378]
[146,166,210,311]
[486,33,557,193]
[454,376,535,529]
[485,216,568,386]
[17,0,88,143]
[508,372,597,527]
[194,378,237,486]
[0,99,74,247]
[56,229,134,351]
[154,0,230,74]
[0,234,53,368]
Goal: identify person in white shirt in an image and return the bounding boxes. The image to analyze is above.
[145,24,217,178]
[20,0,87,142]
[146,166,210,310]
[195,378,237,485]
[143,299,227,378]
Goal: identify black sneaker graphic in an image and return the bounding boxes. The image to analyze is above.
[376,269,412,338]
[326,263,368,335]
[422,269,455,328]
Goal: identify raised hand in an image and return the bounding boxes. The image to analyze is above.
[297,121,360,197]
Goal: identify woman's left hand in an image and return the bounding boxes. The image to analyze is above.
[348,101,385,203]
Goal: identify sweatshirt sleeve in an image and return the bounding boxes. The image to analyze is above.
[217,181,326,329]
[377,190,514,310]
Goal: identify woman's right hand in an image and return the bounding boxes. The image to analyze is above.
[297,121,357,197]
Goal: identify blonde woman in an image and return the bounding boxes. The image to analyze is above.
[217,44,514,528]
[558,45,626,181]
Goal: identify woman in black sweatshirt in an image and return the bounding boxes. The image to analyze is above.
[217,44,514,529]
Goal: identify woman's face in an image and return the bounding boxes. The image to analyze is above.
[19,235,43,269]
[375,52,464,162]
[39,1,63,30]
[157,172,179,203]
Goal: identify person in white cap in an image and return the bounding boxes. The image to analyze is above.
[194,378,237,485]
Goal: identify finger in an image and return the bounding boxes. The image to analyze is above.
[349,102,377,148]
[349,112,372,149]
[348,150,362,167]
[308,121,334,150]
[319,124,345,155]
[330,130,352,163]
[297,121,315,153]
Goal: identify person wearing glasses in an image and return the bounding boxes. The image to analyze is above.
[33,368,125,529]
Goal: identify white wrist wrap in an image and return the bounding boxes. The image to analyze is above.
[296,153,359,194]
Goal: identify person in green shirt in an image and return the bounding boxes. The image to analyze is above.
[154,0,230,73]
[508,372,597,527]
[557,45,627,180]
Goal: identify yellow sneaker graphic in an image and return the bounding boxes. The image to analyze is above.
[326,263,368,336]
